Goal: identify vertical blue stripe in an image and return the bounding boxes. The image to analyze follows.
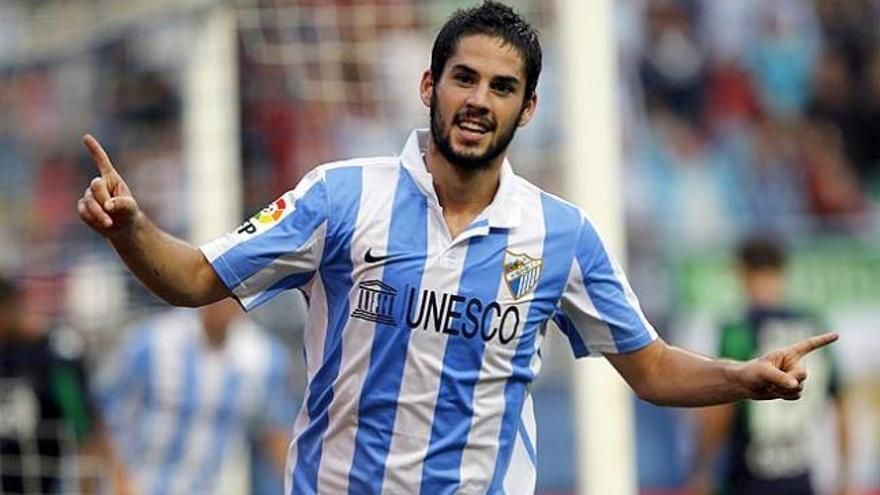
[292,166,362,493]
[151,339,198,495]
[488,194,580,492]
[349,168,428,494]
[573,219,651,352]
[420,231,508,493]
[192,369,242,492]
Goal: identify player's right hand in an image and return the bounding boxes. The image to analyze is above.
[77,134,141,237]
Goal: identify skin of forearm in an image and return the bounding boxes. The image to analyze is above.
[640,344,752,407]
[107,212,225,307]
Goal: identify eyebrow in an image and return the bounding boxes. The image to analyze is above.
[450,63,521,87]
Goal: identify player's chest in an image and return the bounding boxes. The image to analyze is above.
[342,223,558,345]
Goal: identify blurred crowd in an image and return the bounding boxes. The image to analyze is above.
[622,0,880,252]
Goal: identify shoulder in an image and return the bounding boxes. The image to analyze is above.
[307,156,401,201]
[514,175,586,227]
[314,155,400,178]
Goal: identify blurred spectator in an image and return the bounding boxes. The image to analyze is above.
[799,119,867,232]
[852,52,880,182]
[0,274,96,494]
[737,118,809,239]
[633,111,739,249]
[94,299,295,495]
[639,1,707,123]
[806,47,861,164]
[745,4,818,121]
[687,237,851,495]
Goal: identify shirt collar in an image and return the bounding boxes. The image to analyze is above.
[399,129,521,229]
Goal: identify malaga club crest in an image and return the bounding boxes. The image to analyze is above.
[503,250,543,300]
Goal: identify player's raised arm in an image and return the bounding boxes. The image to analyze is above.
[77,134,229,307]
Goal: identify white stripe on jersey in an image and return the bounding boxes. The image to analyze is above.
[458,184,545,494]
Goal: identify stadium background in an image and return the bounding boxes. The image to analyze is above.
[1,0,879,493]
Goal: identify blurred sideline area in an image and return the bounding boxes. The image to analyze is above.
[0,0,878,494]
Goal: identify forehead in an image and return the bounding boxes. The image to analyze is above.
[445,34,525,80]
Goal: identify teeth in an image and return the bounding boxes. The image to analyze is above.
[459,122,487,133]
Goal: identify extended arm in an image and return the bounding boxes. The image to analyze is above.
[77,135,228,307]
[605,333,838,407]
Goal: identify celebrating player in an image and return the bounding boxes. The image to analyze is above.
[77,2,837,493]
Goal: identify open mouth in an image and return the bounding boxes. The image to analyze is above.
[455,119,493,141]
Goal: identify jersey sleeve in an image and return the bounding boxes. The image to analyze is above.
[200,168,329,311]
[553,216,657,358]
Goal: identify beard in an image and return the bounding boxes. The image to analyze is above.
[429,92,521,172]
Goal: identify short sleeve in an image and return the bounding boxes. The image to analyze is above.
[200,168,329,311]
[553,216,657,358]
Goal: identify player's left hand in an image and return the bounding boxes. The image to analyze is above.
[737,332,838,401]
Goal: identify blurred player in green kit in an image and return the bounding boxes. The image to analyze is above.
[689,236,853,495]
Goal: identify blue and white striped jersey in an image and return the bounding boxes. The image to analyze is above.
[201,129,657,495]
[94,309,293,495]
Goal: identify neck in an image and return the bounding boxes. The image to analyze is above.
[424,137,504,215]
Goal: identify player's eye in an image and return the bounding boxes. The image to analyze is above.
[454,73,476,85]
[492,82,514,95]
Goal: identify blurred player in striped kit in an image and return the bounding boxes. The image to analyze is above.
[77,2,838,493]
[94,299,294,494]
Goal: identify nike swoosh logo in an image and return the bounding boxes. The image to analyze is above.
[364,248,393,264]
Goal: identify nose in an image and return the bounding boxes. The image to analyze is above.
[465,82,491,111]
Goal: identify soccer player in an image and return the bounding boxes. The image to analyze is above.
[77,2,838,493]
[688,237,851,495]
[94,298,294,495]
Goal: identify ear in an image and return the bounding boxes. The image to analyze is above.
[419,69,433,108]
[517,91,538,127]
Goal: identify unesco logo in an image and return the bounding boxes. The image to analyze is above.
[351,280,398,325]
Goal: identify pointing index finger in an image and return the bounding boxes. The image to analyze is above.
[791,332,839,358]
[83,134,116,178]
